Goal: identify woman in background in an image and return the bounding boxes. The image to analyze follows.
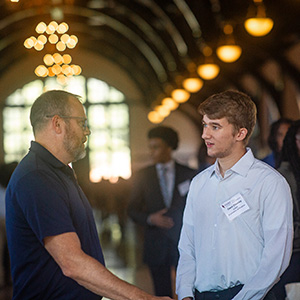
[262,118,292,168]
[272,120,300,299]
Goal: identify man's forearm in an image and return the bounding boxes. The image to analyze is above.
[44,232,171,300]
[71,253,156,300]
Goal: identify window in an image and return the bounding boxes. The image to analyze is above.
[3,76,131,182]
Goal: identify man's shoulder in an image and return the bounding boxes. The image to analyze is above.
[252,158,288,184]
[132,165,156,179]
[8,151,60,192]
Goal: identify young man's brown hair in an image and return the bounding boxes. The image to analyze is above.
[198,90,257,144]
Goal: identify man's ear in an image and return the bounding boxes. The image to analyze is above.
[51,115,63,134]
[236,128,248,141]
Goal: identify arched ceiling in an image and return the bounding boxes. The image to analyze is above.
[0,0,300,123]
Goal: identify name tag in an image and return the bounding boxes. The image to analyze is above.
[178,179,191,196]
[221,193,249,221]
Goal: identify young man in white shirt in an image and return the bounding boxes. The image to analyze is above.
[176,90,293,300]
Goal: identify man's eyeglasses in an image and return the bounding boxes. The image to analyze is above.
[46,115,89,131]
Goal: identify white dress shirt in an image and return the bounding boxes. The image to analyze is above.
[176,148,293,300]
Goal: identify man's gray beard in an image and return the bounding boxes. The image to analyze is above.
[73,148,86,162]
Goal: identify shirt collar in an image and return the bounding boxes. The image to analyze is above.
[210,148,255,178]
[156,160,175,172]
[231,148,255,177]
[30,141,75,177]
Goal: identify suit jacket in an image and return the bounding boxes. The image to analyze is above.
[128,162,197,267]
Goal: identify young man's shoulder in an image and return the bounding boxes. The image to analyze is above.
[250,158,290,187]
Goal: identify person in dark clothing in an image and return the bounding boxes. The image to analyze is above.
[262,118,292,168]
[0,162,17,288]
[5,90,173,300]
[271,120,300,299]
[128,126,197,298]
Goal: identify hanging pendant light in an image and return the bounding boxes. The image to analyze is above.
[148,111,164,124]
[244,0,274,37]
[182,77,203,93]
[162,97,179,111]
[197,64,220,80]
[216,45,242,63]
[171,89,190,103]
[216,24,242,63]
[197,46,220,80]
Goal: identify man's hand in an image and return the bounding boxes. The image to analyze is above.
[149,208,174,229]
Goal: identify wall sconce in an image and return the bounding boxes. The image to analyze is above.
[216,24,242,63]
[244,0,274,37]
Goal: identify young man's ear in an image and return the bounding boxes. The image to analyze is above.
[237,128,248,141]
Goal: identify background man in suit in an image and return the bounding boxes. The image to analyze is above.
[128,126,197,298]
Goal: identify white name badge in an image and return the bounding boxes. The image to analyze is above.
[178,179,191,196]
[220,193,249,221]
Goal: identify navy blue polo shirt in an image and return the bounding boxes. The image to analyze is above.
[6,141,104,300]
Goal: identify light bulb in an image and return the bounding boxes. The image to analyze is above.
[244,18,274,36]
[171,89,190,103]
[216,45,242,63]
[182,78,203,93]
[197,64,220,80]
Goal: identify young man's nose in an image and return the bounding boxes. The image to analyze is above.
[202,127,210,139]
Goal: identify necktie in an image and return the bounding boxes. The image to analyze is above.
[160,166,171,208]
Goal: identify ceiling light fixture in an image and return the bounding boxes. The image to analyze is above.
[148,111,164,124]
[216,24,242,63]
[171,89,190,103]
[244,0,274,37]
[24,21,81,85]
[197,46,220,80]
[162,97,179,111]
[182,77,203,93]
[154,105,170,118]
[197,63,220,80]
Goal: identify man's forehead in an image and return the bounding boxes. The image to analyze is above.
[202,115,229,124]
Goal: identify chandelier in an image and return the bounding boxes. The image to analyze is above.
[24,21,81,85]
